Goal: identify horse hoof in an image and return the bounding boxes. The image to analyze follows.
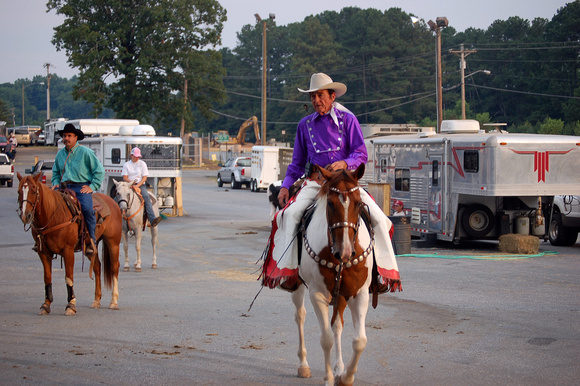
[334,375,352,386]
[65,307,76,316]
[109,303,119,310]
[135,267,142,272]
[38,303,51,315]
[297,366,311,378]
[90,301,101,309]
[123,266,130,272]
[151,264,157,269]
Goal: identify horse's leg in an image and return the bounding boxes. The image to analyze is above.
[90,248,102,309]
[38,251,53,315]
[134,227,142,272]
[338,291,370,386]
[309,290,334,385]
[63,248,77,315]
[150,226,158,269]
[332,297,347,379]
[103,234,121,309]
[122,228,130,271]
[292,285,311,378]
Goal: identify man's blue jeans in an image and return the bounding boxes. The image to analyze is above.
[66,183,96,243]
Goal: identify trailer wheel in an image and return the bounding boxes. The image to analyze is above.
[251,179,259,192]
[461,204,494,238]
[217,174,223,187]
[549,212,579,246]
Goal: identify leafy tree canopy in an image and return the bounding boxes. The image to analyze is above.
[47,0,227,129]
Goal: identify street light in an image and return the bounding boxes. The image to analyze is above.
[428,17,448,132]
[22,81,44,126]
[255,12,275,145]
[461,69,491,119]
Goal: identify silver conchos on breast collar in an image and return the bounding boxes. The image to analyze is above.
[303,229,375,271]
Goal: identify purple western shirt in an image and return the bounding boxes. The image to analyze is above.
[281,106,368,190]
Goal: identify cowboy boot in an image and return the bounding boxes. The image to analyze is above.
[85,238,96,256]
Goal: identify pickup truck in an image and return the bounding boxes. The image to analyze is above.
[549,195,580,246]
[0,153,14,187]
[216,156,252,189]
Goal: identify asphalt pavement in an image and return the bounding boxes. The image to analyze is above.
[0,146,578,385]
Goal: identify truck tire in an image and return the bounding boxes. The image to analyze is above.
[7,179,13,188]
[230,174,240,189]
[217,174,223,187]
[549,212,579,246]
[461,204,494,238]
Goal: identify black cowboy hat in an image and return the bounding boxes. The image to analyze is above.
[57,123,85,141]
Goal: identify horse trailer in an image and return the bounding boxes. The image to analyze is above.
[371,120,580,243]
[58,122,184,216]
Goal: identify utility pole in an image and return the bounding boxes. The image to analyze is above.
[449,44,476,120]
[428,17,448,132]
[44,63,52,121]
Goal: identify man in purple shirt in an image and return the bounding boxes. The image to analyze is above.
[263,73,400,292]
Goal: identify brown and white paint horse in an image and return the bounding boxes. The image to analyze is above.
[17,172,122,315]
[292,164,374,386]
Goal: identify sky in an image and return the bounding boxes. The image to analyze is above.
[0,0,571,84]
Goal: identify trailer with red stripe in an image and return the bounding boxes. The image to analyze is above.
[371,120,580,243]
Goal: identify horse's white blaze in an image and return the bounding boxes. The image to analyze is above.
[21,183,30,215]
[338,194,352,260]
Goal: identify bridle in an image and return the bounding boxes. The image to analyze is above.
[17,178,78,251]
[116,184,144,228]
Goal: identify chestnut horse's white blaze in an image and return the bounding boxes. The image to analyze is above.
[292,164,373,386]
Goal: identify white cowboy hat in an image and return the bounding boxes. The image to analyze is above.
[298,73,347,98]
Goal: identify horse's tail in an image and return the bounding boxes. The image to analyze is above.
[102,242,114,289]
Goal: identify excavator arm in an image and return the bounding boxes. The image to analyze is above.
[237,116,260,145]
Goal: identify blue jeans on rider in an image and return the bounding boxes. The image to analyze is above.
[66,183,96,243]
[139,184,156,223]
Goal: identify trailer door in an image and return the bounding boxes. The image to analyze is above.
[428,156,442,232]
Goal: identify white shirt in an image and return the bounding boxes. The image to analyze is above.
[122,159,149,183]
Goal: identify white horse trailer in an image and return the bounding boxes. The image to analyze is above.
[371,120,580,242]
[250,145,293,192]
[59,124,184,216]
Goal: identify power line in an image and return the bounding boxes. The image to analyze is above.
[468,84,580,99]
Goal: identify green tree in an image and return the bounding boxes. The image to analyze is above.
[47,0,227,130]
[538,116,564,134]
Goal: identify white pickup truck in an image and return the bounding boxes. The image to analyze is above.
[0,153,14,187]
[549,195,580,246]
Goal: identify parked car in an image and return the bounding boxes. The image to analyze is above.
[25,159,54,187]
[13,127,33,146]
[0,153,14,187]
[36,132,46,146]
[0,135,7,153]
[216,157,252,189]
[549,195,580,246]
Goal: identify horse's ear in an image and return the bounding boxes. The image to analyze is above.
[17,171,23,181]
[316,164,333,181]
[33,173,42,182]
[355,163,365,180]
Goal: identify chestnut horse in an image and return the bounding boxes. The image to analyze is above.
[292,164,374,386]
[17,172,122,315]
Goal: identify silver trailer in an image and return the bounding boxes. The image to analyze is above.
[371,120,580,242]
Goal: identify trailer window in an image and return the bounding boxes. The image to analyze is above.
[111,148,121,164]
[464,150,479,173]
[432,160,439,186]
[395,168,410,191]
